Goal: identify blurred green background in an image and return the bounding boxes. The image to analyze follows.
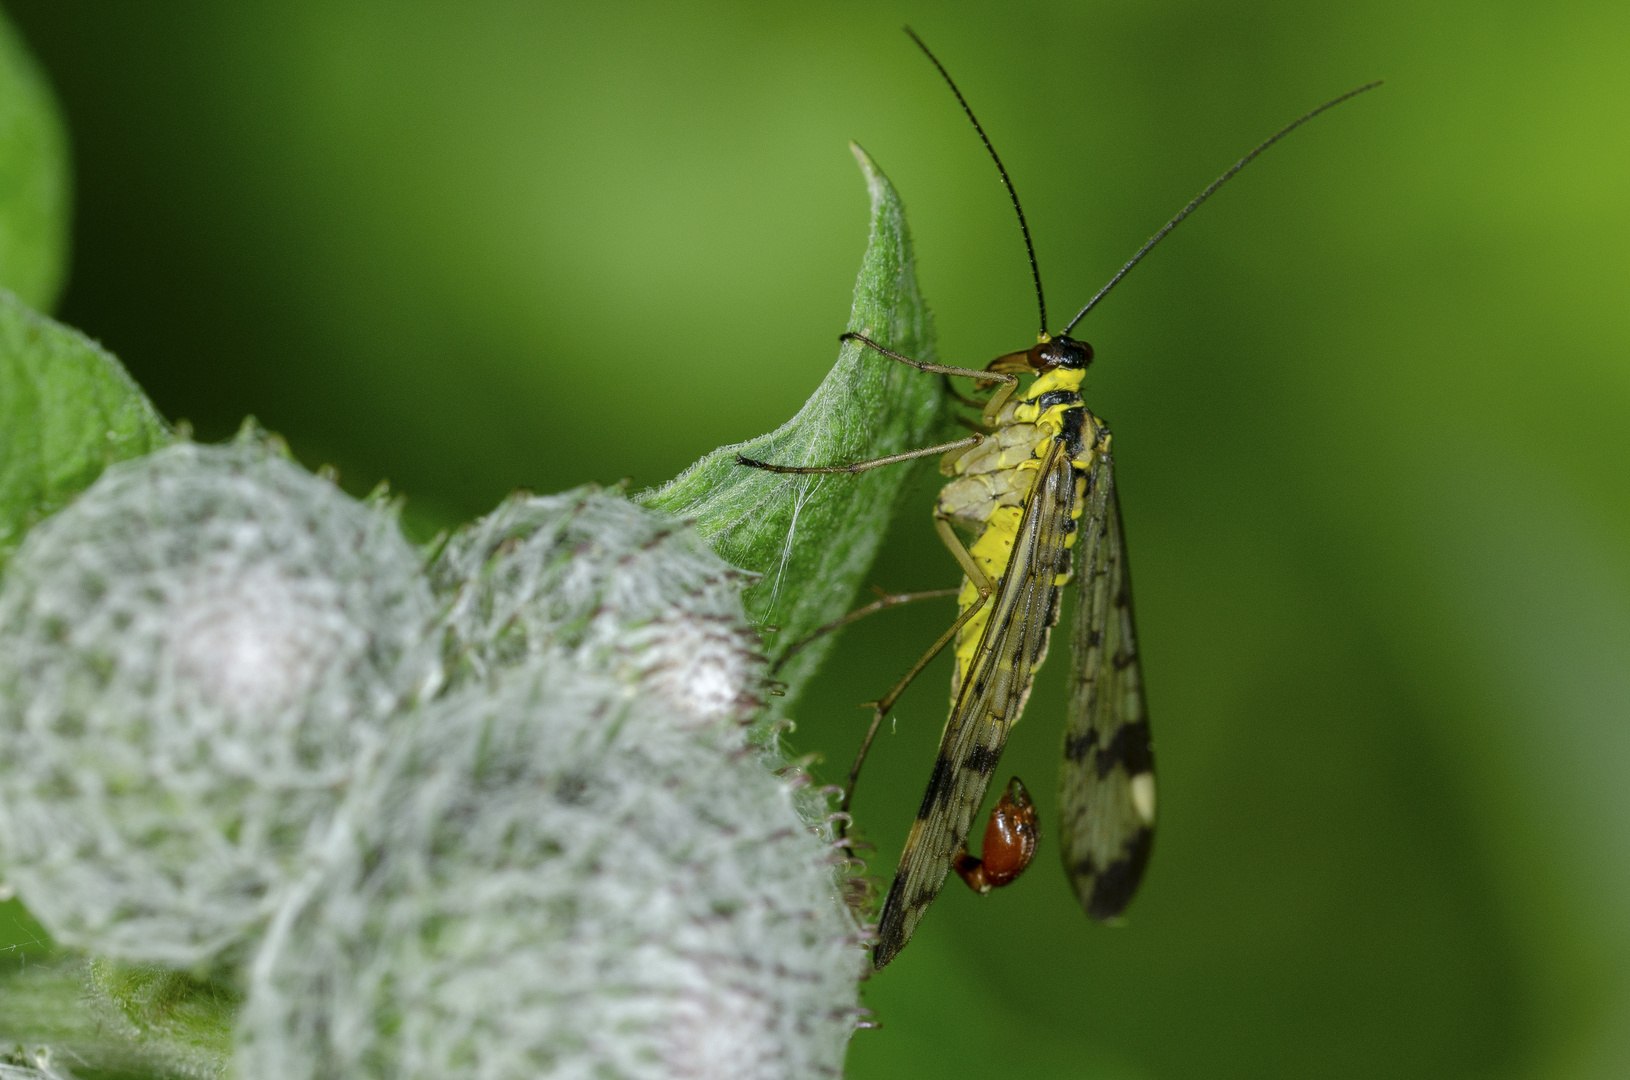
[6,2,1630,1077]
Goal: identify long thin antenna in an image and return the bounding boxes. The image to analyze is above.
[1061,80,1382,336]
[904,26,1048,341]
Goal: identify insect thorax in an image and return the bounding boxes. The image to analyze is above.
[938,366,1105,694]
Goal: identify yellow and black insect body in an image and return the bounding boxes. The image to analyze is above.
[738,28,1376,971]
[871,332,1156,967]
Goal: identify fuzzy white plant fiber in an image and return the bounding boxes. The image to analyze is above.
[430,488,766,727]
[239,658,866,1080]
[0,436,437,965]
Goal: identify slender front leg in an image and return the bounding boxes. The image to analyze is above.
[736,434,983,476]
[737,332,1025,475]
[840,332,1016,386]
[842,331,1019,428]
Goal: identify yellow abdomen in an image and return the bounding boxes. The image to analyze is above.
[938,366,1099,701]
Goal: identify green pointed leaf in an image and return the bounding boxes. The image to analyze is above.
[640,144,949,706]
[0,291,171,572]
[0,9,70,312]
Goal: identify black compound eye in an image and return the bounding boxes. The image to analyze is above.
[1042,336,1093,370]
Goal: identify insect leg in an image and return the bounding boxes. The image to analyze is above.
[841,332,1019,427]
[943,373,991,411]
[838,597,984,839]
[840,331,1015,386]
[930,512,993,593]
[839,514,995,832]
[736,434,983,475]
[738,329,1027,475]
[770,586,961,675]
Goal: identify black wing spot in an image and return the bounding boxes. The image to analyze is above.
[1086,628,1103,648]
[1095,719,1155,779]
[1112,648,1137,671]
[917,755,957,818]
[962,742,1000,776]
[1088,828,1155,920]
[1063,732,1097,763]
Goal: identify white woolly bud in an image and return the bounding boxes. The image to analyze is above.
[0,1046,65,1080]
[0,436,437,965]
[237,659,866,1080]
[430,488,766,728]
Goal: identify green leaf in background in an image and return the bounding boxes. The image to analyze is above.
[0,290,171,572]
[0,955,232,1079]
[0,5,67,312]
[0,286,201,1079]
[641,143,948,708]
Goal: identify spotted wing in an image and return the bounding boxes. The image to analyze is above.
[1059,449,1156,920]
[873,440,1076,969]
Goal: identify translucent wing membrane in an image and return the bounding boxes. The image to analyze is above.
[873,441,1077,968]
[1059,455,1156,920]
